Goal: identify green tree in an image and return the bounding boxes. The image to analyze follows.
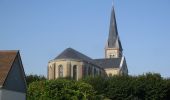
[27,79,97,100]
[27,73,170,100]
[26,74,46,85]
[82,76,107,99]
[105,75,134,100]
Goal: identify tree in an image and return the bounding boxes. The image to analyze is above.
[27,73,170,100]
[27,79,97,100]
[26,74,46,85]
[82,76,107,98]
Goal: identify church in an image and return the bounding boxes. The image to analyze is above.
[48,4,128,80]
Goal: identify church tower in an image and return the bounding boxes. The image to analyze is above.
[105,4,123,58]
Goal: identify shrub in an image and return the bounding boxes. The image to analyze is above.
[26,74,46,85]
[27,79,96,100]
[27,73,170,100]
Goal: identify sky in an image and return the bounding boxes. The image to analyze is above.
[0,0,170,78]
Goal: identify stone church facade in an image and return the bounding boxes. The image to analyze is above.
[48,4,128,80]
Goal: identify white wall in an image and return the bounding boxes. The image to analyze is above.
[0,89,26,100]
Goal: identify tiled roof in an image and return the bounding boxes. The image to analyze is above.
[0,50,18,86]
[94,58,122,69]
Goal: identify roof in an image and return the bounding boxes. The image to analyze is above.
[107,4,122,51]
[0,50,18,86]
[94,58,122,69]
[55,48,94,63]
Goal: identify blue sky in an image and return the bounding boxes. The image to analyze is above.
[0,0,170,77]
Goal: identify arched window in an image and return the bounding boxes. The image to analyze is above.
[88,66,91,75]
[84,66,88,77]
[109,73,112,77]
[99,70,102,76]
[94,68,97,76]
[83,66,86,77]
[58,65,63,77]
[73,65,77,80]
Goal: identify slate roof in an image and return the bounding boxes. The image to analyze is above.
[0,50,18,86]
[107,4,122,51]
[94,58,122,69]
[55,48,123,69]
[55,48,94,64]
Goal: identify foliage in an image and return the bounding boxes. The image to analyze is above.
[82,73,170,100]
[27,73,170,100]
[26,74,46,85]
[81,76,107,96]
[27,79,96,100]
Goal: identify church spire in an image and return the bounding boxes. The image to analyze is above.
[107,3,122,50]
[105,2,123,58]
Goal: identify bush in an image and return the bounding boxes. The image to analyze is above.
[82,73,170,100]
[82,76,107,95]
[26,74,46,85]
[27,73,170,100]
[27,79,96,100]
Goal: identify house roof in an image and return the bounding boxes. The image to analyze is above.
[55,48,94,63]
[94,58,122,69]
[0,50,18,86]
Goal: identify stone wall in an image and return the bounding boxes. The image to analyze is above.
[48,59,105,80]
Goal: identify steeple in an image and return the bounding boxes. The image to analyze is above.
[105,3,123,58]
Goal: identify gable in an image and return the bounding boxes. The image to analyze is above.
[3,54,26,93]
[0,51,17,86]
[120,57,128,74]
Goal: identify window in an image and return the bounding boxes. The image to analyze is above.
[99,70,102,75]
[94,68,97,76]
[83,66,86,77]
[73,65,77,80]
[88,66,91,75]
[109,73,112,77]
[58,65,63,77]
[109,53,114,58]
